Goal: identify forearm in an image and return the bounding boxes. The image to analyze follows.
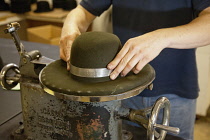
[63,5,96,34]
[107,7,210,79]
[59,5,96,65]
[165,7,210,49]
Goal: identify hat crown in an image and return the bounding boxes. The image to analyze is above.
[71,32,121,68]
[70,32,122,82]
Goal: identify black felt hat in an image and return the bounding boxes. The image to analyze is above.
[62,0,77,11]
[0,0,10,11]
[34,1,53,13]
[40,32,155,102]
[70,32,122,83]
[53,0,63,8]
[10,0,31,13]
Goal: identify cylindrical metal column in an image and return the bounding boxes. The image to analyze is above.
[21,79,122,140]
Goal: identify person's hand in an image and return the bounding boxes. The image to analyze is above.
[107,29,170,80]
[59,26,81,70]
[59,5,96,70]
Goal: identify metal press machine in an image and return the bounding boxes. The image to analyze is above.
[0,22,180,140]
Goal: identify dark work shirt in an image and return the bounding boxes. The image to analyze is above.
[80,0,210,99]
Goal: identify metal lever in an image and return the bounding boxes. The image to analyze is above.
[4,22,25,55]
[4,22,54,65]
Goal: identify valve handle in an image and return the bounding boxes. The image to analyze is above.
[0,63,20,90]
[147,97,180,140]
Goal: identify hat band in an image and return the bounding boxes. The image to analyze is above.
[70,64,112,78]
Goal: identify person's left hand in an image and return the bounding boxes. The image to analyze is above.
[107,29,170,80]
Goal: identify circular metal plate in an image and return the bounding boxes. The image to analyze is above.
[39,60,155,102]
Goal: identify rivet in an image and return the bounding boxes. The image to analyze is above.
[22,58,27,64]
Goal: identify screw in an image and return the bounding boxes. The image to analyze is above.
[22,57,27,64]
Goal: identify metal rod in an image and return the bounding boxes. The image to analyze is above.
[154,124,180,134]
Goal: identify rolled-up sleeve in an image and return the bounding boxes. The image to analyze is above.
[192,0,210,17]
[80,0,112,16]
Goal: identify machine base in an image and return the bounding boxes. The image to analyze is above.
[10,125,133,140]
[1,113,183,140]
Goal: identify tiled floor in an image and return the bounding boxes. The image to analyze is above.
[194,117,210,140]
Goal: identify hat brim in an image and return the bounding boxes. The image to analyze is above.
[40,60,155,102]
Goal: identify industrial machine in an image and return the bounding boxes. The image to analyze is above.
[0,22,180,140]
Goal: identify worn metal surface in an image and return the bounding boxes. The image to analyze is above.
[20,79,125,140]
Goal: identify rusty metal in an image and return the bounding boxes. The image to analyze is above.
[7,78,135,140]
[20,80,123,139]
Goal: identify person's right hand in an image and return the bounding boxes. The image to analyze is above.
[59,26,81,70]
